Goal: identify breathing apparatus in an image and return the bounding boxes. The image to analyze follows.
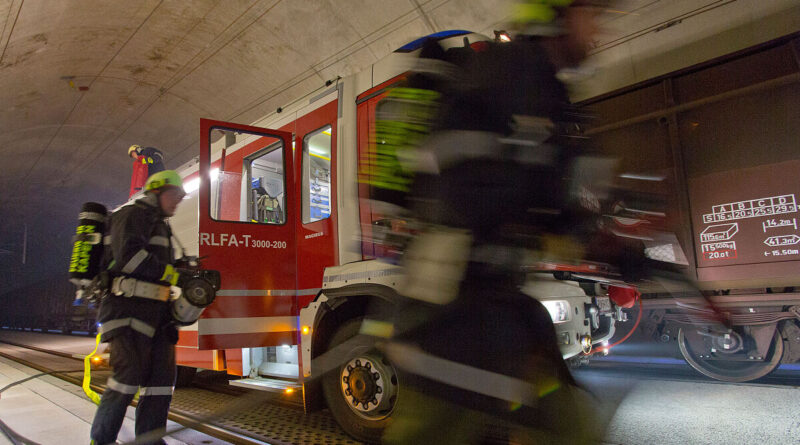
[69,170,220,325]
[69,202,109,305]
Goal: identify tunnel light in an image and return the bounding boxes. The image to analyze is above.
[183,177,200,194]
[182,167,220,194]
[183,168,219,194]
[284,388,295,394]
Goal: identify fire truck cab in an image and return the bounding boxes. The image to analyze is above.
[163,30,628,442]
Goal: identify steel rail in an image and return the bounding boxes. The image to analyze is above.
[0,342,271,445]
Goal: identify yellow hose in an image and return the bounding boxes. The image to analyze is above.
[83,333,102,404]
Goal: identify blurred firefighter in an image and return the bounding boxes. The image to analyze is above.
[90,170,187,445]
[357,35,480,261]
[129,144,166,197]
[382,1,611,443]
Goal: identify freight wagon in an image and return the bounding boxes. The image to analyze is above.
[580,34,800,383]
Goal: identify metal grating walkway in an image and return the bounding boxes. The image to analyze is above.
[170,388,363,445]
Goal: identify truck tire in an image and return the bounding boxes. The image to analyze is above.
[322,317,400,444]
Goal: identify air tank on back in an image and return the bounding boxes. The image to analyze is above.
[68,202,108,299]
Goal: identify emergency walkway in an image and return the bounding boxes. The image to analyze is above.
[0,330,362,445]
[0,332,232,445]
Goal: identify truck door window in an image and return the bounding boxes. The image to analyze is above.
[302,125,332,224]
[210,132,286,225]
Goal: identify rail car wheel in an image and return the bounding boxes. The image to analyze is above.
[678,328,783,382]
[322,317,400,443]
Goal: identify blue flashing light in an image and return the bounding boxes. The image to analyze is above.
[395,30,473,53]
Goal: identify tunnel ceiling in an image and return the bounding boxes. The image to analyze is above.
[0,0,797,293]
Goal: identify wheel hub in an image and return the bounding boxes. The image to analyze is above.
[341,358,385,413]
[712,330,743,354]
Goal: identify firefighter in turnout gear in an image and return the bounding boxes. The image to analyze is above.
[90,170,187,445]
[383,1,608,443]
[129,145,166,198]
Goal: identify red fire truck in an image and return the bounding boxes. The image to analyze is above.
[159,30,630,442]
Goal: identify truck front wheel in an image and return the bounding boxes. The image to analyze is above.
[322,317,400,443]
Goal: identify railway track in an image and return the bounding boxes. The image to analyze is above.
[0,334,363,445]
[580,358,800,388]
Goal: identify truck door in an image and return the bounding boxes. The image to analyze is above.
[293,99,338,310]
[198,119,296,352]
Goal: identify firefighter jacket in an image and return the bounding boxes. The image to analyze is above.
[97,192,178,344]
[128,147,166,197]
[412,39,580,247]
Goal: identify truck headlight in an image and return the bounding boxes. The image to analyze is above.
[541,300,570,324]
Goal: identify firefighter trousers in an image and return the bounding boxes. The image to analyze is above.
[90,328,176,445]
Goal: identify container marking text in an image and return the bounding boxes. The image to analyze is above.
[702,194,797,224]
